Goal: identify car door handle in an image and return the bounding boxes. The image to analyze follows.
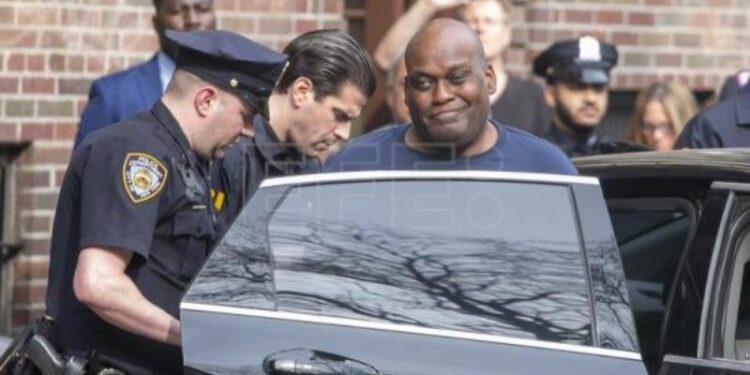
[264,349,379,375]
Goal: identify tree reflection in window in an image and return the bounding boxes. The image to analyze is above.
[269,181,592,346]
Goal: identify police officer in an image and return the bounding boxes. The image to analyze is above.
[45,30,286,374]
[674,83,750,148]
[534,36,619,157]
[216,29,377,225]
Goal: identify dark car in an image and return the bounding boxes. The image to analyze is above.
[180,171,646,375]
[575,148,750,374]
[7,150,750,374]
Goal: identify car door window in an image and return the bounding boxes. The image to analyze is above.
[267,180,593,345]
[722,227,750,361]
[606,198,696,367]
[608,198,695,307]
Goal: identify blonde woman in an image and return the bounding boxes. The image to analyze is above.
[630,81,699,151]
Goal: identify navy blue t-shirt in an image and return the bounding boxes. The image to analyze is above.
[325,121,577,175]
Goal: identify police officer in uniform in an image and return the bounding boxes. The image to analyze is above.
[45,30,287,374]
[216,29,377,225]
[675,83,750,148]
[533,36,619,157]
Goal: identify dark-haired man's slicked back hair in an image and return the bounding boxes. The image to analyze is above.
[276,29,377,100]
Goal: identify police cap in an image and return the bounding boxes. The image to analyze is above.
[165,29,288,116]
[533,36,618,85]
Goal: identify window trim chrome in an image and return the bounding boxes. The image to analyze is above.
[181,302,641,361]
[260,171,599,189]
[698,192,736,358]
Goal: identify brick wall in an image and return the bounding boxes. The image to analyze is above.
[506,0,749,91]
[1,0,345,332]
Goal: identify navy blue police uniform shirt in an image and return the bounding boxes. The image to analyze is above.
[213,115,319,227]
[324,120,578,175]
[675,84,750,148]
[544,124,606,158]
[47,101,219,375]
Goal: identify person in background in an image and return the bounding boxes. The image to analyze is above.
[533,36,618,157]
[74,0,217,148]
[675,83,750,148]
[718,69,750,102]
[374,0,550,135]
[325,19,575,175]
[629,81,698,151]
[385,56,412,124]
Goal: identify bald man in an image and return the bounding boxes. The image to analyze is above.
[325,19,575,174]
[374,0,550,135]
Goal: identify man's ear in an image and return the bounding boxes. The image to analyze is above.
[543,85,556,108]
[194,86,219,118]
[485,63,497,95]
[290,77,314,108]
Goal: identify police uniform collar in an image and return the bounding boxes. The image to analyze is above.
[151,101,207,174]
[152,100,192,154]
[253,116,307,169]
[547,125,601,154]
[736,85,750,127]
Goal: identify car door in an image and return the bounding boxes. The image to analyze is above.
[661,182,750,375]
[180,172,647,375]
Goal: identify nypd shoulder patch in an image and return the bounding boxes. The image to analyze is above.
[122,152,168,204]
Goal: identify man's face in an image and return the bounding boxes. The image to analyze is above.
[405,39,495,150]
[154,0,216,52]
[545,81,608,130]
[461,1,511,60]
[290,82,367,158]
[197,91,253,160]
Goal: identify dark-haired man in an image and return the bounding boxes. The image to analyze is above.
[533,36,618,157]
[216,29,378,224]
[74,0,216,148]
[325,19,575,174]
[46,30,286,374]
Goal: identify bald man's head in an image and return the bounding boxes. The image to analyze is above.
[403,18,496,155]
[405,18,487,71]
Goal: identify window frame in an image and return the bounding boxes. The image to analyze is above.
[183,171,638,352]
[694,182,750,362]
[720,224,750,361]
[266,178,593,345]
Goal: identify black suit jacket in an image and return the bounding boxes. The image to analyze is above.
[675,85,750,149]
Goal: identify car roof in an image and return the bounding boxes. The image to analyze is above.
[574,148,750,182]
[260,170,598,188]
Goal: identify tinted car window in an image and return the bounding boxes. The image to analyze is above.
[267,180,593,345]
[606,198,695,369]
